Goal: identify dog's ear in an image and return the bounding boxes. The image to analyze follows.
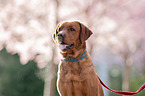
[52,28,58,42]
[52,32,56,42]
[79,22,93,43]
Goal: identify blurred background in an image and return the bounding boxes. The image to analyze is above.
[0,0,145,96]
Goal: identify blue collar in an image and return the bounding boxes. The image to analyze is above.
[62,51,88,62]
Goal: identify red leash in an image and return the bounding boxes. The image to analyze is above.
[97,75,145,95]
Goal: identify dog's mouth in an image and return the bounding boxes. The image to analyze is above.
[58,42,74,51]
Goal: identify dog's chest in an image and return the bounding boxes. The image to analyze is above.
[61,62,81,75]
[58,62,83,82]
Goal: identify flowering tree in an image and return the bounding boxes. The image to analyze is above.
[0,0,145,96]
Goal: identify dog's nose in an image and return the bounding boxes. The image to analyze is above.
[57,33,65,38]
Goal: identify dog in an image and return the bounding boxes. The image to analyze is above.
[53,21,104,96]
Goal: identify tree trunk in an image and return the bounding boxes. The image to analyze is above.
[122,56,132,92]
[43,0,59,96]
[43,47,57,96]
[50,48,57,96]
[43,64,51,96]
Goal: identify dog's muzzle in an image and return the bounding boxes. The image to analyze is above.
[57,33,74,51]
[57,33,65,44]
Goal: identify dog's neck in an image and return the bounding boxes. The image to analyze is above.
[61,50,88,62]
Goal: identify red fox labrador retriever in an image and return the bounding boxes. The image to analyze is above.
[53,21,104,96]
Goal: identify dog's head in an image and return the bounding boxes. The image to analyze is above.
[53,21,93,52]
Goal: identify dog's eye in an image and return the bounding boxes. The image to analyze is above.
[59,28,62,31]
[70,28,75,31]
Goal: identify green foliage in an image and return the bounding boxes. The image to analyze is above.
[0,48,44,96]
[108,65,145,96]
[131,74,145,96]
[109,65,122,96]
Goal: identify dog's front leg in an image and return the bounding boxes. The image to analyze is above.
[58,80,74,96]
